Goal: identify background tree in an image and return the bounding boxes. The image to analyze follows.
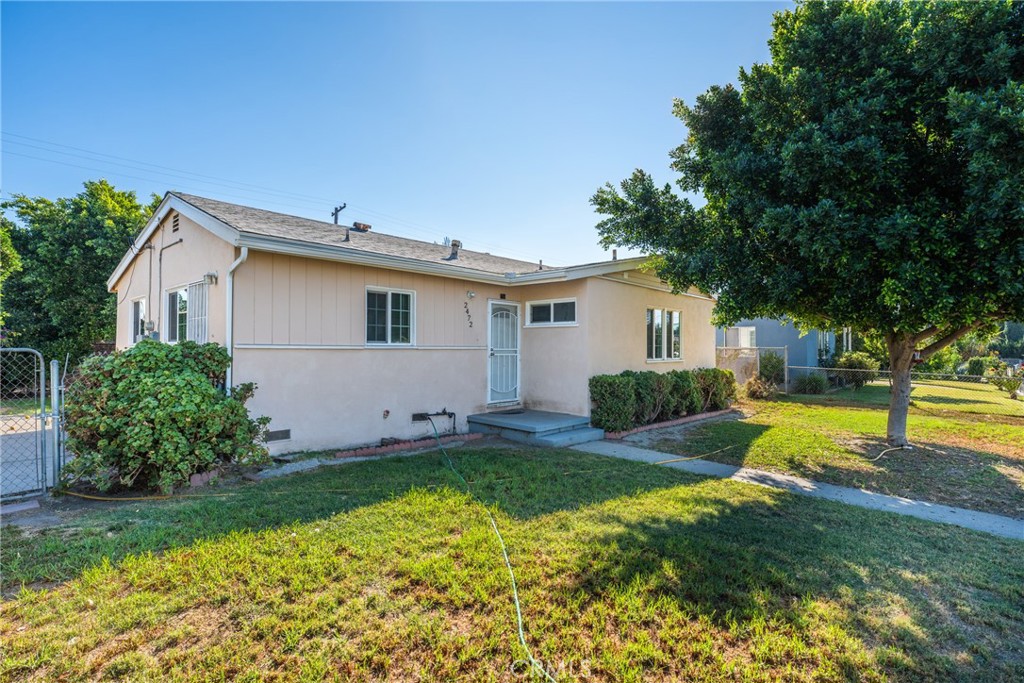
[592,0,1024,445]
[1,180,160,362]
[0,216,22,328]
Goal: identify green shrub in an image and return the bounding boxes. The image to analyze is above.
[62,340,270,493]
[694,368,737,412]
[667,370,702,416]
[833,351,881,389]
[966,355,998,377]
[589,374,637,432]
[622,371,675,424]
[758,351,786,385]
[745,376,777,400]
[794,373,828,394]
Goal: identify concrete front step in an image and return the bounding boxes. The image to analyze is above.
[467,410,604,448]
[531,427,606,448]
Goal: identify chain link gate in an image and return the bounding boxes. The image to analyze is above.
[0,348,49,499]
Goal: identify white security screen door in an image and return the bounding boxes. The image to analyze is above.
[488,302,520,403]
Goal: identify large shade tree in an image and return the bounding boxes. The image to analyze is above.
[2,180,159,362]
[593,0,1024,445]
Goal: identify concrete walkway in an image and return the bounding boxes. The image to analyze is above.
[573,441,1024,541]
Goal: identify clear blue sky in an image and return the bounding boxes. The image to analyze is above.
[2,1,785,264]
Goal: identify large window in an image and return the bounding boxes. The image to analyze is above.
[132,298,147,343]
[526,298,576,327]
[166,282,208,344]
[646,308,682,360]
[366,288,414,345]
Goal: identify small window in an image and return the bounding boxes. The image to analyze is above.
[646,308,682,361]
[166,283,208,344]
[526,298,576,327]
[167,289,188,343]
[366,288,414,345]
[131,299,147,343]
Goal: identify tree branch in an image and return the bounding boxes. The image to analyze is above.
[918,323,981,360]
[911,326,940,345]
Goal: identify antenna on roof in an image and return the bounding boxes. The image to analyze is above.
[332,203,347,224]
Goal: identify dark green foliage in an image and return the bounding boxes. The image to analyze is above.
[0,216,21,326]
[620,370,674,424]
[794,373,829,395]
[588,374,637,432]
[989,322,1024,358]
[834,352,881,389]
[591,0,1024,444]
[744,376,777,400]
[967,356,998,377]
[62,340,270,493]
[590,368,732,431]
[758,351,786,385]
[1,181,161,363]
[667,370,702,416]
[693,368,738,412]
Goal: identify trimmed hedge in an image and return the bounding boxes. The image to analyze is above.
[589,368,736,432]
[694,368,738,411]
[588,374,637,433]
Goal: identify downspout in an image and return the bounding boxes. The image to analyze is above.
[225,247,249,394]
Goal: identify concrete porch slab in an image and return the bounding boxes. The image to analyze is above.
[467,410,590,434]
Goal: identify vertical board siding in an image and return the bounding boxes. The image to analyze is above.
[271,255,290,344]
[238,254,502,347]
[288,258,307,343]
[305,260,323,345]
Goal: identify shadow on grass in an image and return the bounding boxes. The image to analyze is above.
[656,412,1024,518]
[552,484,1024,680]
[0,446,706,588]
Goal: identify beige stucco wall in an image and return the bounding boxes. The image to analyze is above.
[235,347,490,453]
[586,275,717,377]
[112,211,234,349]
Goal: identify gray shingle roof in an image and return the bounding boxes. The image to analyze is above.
[172,193,552,276]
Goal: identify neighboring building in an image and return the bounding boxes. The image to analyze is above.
[717,319,849,367]
[108,193,717,453]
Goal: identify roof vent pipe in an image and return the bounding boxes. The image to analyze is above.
[449,239,462,259]
[612,249,617,261]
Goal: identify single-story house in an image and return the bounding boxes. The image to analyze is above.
[718,319,850,367]
[108,192,717,453]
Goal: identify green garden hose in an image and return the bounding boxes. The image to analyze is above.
[426,417,556,683]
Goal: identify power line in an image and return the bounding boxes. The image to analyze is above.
[1,132,548,261]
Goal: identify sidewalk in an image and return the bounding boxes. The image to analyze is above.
[573,441,1024,541]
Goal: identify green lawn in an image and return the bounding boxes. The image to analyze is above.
[807,379,1024,418]
[648,398,1024,517]
[2,446,1023,681]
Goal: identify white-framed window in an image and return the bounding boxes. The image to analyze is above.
[525,298,577,327]
[166,282,208,344]
[131,298,147,344]
[738,326,756,348]
[817,330,832,354]
[646,308,682,361]
[366,287,415,345]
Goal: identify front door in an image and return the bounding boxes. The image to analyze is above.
[488,302,520,404]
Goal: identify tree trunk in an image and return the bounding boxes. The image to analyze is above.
[886,335,915,446]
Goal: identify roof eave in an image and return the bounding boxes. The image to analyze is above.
[106,193,240,291]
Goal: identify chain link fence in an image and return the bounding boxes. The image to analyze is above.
[787,366,1024,419]
[1,349,48,499]
[717,347,788,387]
